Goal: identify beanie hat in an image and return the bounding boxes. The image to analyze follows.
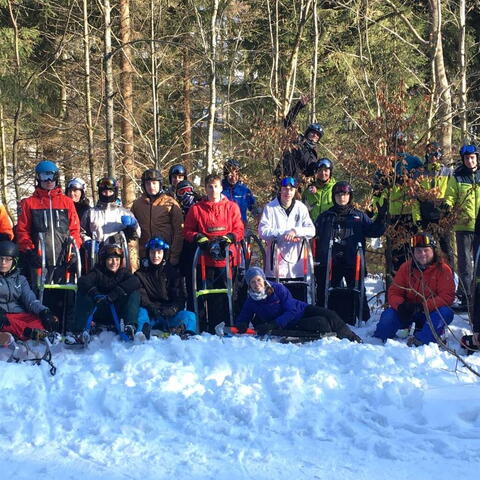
[244,266,266,285]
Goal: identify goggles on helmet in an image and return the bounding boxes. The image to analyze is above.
[281,177,298,188]
[410,234,436,249]
[38,172,57,182]
[334,184,352,194]
[103,244,124,258]
[177,185,194,197]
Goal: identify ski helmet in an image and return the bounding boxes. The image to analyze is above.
[176,180,194,198]
[145,236,170,252]
[332,181,353,203]
[280,176,298,189]
[313,158,333,172]
[168,164,187,185]
[304,123,324,141]
[35,160,59,185]
[97,177,118,203]
[141,168,163,194]
[223,158,241,177]
[99,243,124,264]
[459,144,478,158]
[67,178,86,191]
[410,232,436,249]
[0,241,19,258]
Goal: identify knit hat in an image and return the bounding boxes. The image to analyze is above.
[244,266,266,286]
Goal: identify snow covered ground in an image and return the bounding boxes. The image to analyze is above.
[0,276,479,480]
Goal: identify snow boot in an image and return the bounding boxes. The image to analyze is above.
[460,334,480,355]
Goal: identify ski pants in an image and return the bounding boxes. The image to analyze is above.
[1,312,44,340]
[71,290,140,333]
[455,231,474,302]
[137,307,197,333]
[373,306,454,344]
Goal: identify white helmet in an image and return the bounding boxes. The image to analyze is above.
[67,178,86,191]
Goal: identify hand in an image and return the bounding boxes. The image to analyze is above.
[66,251,77,267]
[397,301,421,325]
[195,233,210,251]
[220,233,236,245]
[377,198,388,217]
[121,215,137,227]
[300,94,311,106]
[39,309,58,332]
[308,185,317,194]
[255,321,277,335]
[283,230,298,242]
[27,249,43,268]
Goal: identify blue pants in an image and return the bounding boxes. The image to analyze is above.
[374,306,454,344]
[137,307,197,334]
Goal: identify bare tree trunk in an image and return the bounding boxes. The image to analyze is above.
[119,0,136,207]
[459,0,467,141]
[83,0,96,203]
[103,0,115,177]
[0,104,9,211]
[182,49,193,167]
[266,0,281,121]
[151,0,160,168]
[429,0,452,155]
[309,0,318,123]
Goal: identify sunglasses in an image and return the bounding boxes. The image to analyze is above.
[281,177,298,188]
[38,172,56,182]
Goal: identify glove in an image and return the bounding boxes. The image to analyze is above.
[27,249,43,268]
[439,203,451,215]
[94,294,109,305]
[255,321,278,335]
[39,309,58,332]
[159,305,178,318]
[377,198,388,218]
[397,301,421,325]
[195,233,210,251]
[121,215,137,227]
[220,233,236,245]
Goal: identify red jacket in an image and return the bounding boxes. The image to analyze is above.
[17,187,82,266]
[184,196,244,267]
[388,259,455,313]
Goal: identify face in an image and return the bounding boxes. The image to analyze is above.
[307,131,320,143]
[464,154,477,170]
[40,179,56,191]
[145,180,161,196]
[249,275,265,292]
[67,188,82,203]
[413,246,434,266]
[334,192,350,206]
[280,185,296,204]
[206,180,222,201]
[0,256,13,273]
[106,256,121,272]
[101,188,115,197]
[149,248,164,265]
[171,174,184,187]
[316,167,330,183]
[227,169,239,185]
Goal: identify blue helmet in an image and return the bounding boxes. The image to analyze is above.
[35,160,59,185]
[460,144,478,157]
[304,123,324,140]
[313,158,333,172]
[168,164,187,184]
[145,236,170,252]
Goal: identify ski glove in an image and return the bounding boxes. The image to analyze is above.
[121,215,137,227]
[195,234,210,251]
[255,321,278,335]
[39,309,58,332]
[376,198,388,218]
[0,311,10,329]
[219,233,236,245]
[397,301,421,325]
[27,249,43,268]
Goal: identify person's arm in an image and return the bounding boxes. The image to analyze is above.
[19,275,44,315]
[283,96,309,129]
[292,204,316,238]
[183,205,200,243]
[258,204,280,241]
[229,202,245,242]
[169,200,185,265]
[235,298,256,327]
[16,199,35,252]
[0,205,13,241]
[387,263,409,310]
[66,198,82,248]
[361,210,386,238]
[425,264,455,312]
[274,285,298,328]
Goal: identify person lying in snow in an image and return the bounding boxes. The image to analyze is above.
[0,241,58,340]
[234,266,362,342]
[373,232,454,347]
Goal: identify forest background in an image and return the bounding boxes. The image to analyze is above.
[0,0,479,219]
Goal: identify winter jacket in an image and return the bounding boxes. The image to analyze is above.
[388,259,455,313]
[131,193,184,263]
[16,187,82,266]
[394,153,423,175]
[0,204,13,241]
[314,206,386,267]
[301,177,336,222]
[0,268,46,315]
[275,140,317,182]
[135,262,185,316]
[444,164,480,232]
[74,200,91,224]
[184,196,244,268]
[81,201,140,244]
[235,281,307,329]
[259,198,315,278]
[221,179,258,223]
[77,264,141,300]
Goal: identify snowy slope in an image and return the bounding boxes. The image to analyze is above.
[0,277,479,480]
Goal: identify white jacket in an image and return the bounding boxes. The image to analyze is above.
[258,198,315,278]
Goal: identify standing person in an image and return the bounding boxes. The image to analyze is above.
[184,173,244,333]
[131,168,184,265]
[301,158,336,222]
[166,164,187,198]
[65,177,90,222]
[175,180,201,217]
[274,95,324,186]
[16,160,82,278]
[314,181,386,322]
[258,176,315,300]
[221,158,259,224]
[374,233,454,346]
[445,144,480,310]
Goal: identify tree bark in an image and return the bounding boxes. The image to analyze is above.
[182,49,193,167]
[458,0,467,141]
[151,0,160,168]
[309,0,318,123]
[0,104,9,211]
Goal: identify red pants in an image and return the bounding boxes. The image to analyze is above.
[1,313,44,340]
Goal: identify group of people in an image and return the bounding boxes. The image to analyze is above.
[0,96,479,352]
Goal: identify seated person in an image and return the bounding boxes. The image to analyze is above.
[235,266,362,342]
[374,233,454,347]
[70,243,140,342]
[135,236,196,338]
[0,241,57,340]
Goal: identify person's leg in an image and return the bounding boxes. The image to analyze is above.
[72,290,96,333]
[170,310,197,333]
[114,290,140,329]
[314,265,327,307]
[3,313,44,340]
[415,306,454,344]
[136,307,151,333]
[373,307,404,342]
[456,231,474,302]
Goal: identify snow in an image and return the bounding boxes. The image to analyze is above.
[1,276,479,480]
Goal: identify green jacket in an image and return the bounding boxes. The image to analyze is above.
[444,164,480,232]
[373,184,414,217]
[302,177,336,222]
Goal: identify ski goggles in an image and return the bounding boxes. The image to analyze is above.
[38,172,57,182]
[334,184,353,194]
[98,178,117,190]
[177,185,194,197]
[281,177,298,188]
[410,234,436,249]
[103,244,124,258]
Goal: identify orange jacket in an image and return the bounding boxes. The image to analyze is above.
[388,259,455,313]
[0,204,13,240]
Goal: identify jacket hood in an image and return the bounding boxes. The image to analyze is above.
[33,186,64,198]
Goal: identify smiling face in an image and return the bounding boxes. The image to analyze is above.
[105,256,121,272]
[149,248,164,265]
[316,167,330,183]
[307,131,320,143]
[67,188,82,203]
[249,275,265,293]
[463,154,478,170]
[413,246,434,266]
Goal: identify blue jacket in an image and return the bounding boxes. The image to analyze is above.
[235,281,307,328]
[221,179,257,222]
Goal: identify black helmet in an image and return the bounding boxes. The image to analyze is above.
[313,158,333,172]
[0,241,19,258]
[97,177,119,203]
[223,158,241,177]
[141,168,163,194]
[332,181,353,203]
[168,164,187,184]
[410,233,436,249]
[304,123,324,141]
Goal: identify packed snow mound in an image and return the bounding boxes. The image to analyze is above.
[0,331,479,480]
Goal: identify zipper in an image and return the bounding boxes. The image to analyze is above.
[48,191,56,266]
